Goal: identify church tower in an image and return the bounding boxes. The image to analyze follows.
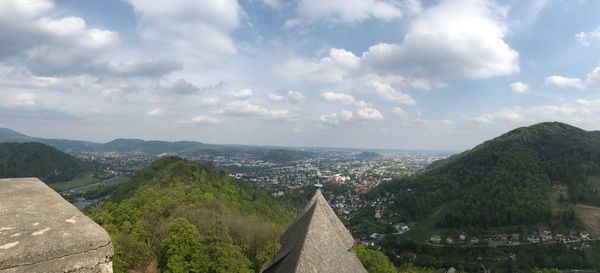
[260,189,368,273]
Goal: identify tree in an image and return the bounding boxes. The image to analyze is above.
[203,219,253,273]
[355,244,398,273]
[399,264,442,273]
[160,218,209,273]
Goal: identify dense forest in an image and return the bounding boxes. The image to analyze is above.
[370,122,600,228]
[0,142,90,182]
[86,157,295,273]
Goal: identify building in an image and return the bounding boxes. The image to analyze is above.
[430,235,442,244]
[260,189,368,273]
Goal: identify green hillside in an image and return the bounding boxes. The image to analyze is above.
[357,151,382,160]
[372,122,600,229]
[0,142,90,182]
[86,157,294,273]
[261,148,310,162]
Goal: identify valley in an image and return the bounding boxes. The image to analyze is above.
[3,122,600,272]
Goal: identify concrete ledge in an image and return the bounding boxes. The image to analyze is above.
[0,178,113,273]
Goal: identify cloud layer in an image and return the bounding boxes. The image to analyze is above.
[0,0,598,150]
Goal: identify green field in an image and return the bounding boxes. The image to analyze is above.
[404,200,459,242]
[49,174,101,192]
[49,174,129,193]
[77,176,129,192]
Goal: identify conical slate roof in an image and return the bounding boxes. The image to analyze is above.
[260,189,368,273]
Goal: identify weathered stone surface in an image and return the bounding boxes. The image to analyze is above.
[0,178,113,273]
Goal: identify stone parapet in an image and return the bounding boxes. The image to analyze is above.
[0,178,113,273]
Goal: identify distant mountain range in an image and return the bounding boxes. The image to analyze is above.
[0,128,205,154]
[0,128,326,163]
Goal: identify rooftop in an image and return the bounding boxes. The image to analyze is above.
[260,189,367,273]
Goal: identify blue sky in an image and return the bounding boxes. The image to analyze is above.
[0,0,600,150]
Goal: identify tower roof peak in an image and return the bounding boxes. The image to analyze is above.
[260,189,367,273]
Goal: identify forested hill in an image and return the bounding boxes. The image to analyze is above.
[372,122,600,228]
[0,142,90,182]
[261,148,310,162]
[86,157,294,273]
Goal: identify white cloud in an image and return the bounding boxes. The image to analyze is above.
[393,107,405,114]
[283,18,302,28]
[474,108,521,124]
[6,93,36,106]
[200,96,220,106]
[282,0,518,84]
[297,0,418,22]
[319,94,383,123]
[322,92,356,104]
[329,48,361,70]
[269,94,285,102]
[575,26,600,47]
[230,88,253,99]
[356,107,383,121]
[473,99,600,127]
[543,66,600,90]
[106,60,181,78]
[125,0,240,63]
[361,0,519,79]
[270,91,306,103]
[367,81,416,105]
[586,67,600,86]
[277,48,359,83]
[259,0,283,9]
[366,74,446,90]
[321,92,368,107]
[287,91,306,102]
[510,81,528,93]
[0,0,120,76]
[161,79,200,94]
[544,75,585,89]
[320,113,341,125]
[0,0,53,19]
[320,110,355,125]
[220,100,292,120]
[33,17,118,50]
[191,115,219,125]
[340,110,354,121]
[146,108,162,116]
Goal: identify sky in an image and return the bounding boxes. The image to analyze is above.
[1,0,600,150]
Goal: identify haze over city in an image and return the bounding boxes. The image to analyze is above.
[1,0,600,150]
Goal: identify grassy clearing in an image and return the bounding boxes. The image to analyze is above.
[352,217,388,235]
[404,200,459,242]
[77,176,129,192]
[49,174,100,192]
[574,203,600,236]
[49,174,129,193]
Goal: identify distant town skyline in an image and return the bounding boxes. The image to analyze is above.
[1,0,599,150]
